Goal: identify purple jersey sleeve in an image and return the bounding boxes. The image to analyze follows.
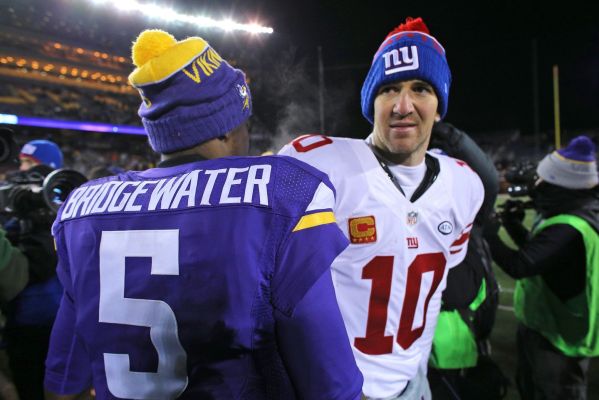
[271,216,349,315]
[269,157,361,398]
[270,156,349,315]
[275,269,363,400]
[44,228,92,395]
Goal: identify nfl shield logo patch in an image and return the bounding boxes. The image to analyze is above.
[348,216,377,244]
[407,211,418,226]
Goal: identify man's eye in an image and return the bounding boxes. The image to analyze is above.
[414,85,432,93]
[379,86,397,94]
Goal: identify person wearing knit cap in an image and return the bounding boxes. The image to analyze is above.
[4,137,64,400]
[19,139,63,171]
[280,17,484,400]
[485,135,599,400]
[44,29,363,400]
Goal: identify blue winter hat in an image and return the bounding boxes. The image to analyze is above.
[129,29,252,154]
[361,17,451,124]
[537,135,598,189]
[19,140,63,169]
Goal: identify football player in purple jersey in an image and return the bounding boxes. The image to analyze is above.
[44,29,362,400]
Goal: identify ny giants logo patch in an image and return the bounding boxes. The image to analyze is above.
[383,45,419,75]
[348,216,377,244]
[407,237,419,249]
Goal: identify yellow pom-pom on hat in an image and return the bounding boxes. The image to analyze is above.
[131,29,177,67]
[129,29,210,86]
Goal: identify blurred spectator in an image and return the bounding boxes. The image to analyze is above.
[485,136,599,400]
[0,128,24,400]
[427,122,507,399]
[19,139,63,170]
[0,228,28,400]
[0,225,30,400]
[0,228,28,304]
[2,140,64,400]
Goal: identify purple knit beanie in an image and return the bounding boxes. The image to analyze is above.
[129,30,252,153]
[537,135,598,189]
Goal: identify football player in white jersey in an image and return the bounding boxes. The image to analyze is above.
[279,17,484,400]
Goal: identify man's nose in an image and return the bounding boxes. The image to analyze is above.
[392,91,414,116]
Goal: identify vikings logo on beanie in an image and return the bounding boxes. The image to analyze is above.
[20,140,63,169]
[129,29,252,154]
[361,17,451,124]
[537,135,598,190]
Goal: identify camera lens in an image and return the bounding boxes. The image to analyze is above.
[42,169,87,213]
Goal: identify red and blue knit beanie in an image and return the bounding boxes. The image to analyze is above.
[361,17,451,124]
[20,140,63,169]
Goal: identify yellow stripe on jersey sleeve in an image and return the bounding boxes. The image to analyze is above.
[292,211,336,232]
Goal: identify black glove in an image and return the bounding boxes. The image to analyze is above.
[483,211,502,239]
[499,199,526,223]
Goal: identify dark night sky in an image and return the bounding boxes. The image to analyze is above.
[37,0,599,139]
[172,0,599,137]
[226,0,599,136]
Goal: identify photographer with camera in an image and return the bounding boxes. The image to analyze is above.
[0,130,85,400]
[0,130,30,302]
[1,138,67,400]
[485,135,599,400]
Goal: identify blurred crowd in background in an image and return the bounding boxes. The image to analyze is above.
[0,1,596,183]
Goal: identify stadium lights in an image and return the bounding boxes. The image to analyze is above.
[88,0,274,34]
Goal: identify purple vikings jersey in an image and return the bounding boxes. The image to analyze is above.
[44,155,362,400]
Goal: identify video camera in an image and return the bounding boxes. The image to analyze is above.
[0,127,87,230]
[504,161,537,198]
[499,161,537,216]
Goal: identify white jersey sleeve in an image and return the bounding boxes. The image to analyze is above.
[279,134,343,181]
[434,154,485,269]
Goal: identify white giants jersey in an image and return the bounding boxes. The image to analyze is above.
[279,135,484,398]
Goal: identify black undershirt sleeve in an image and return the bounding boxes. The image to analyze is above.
[487,223,586,300]
[501,218,531,247]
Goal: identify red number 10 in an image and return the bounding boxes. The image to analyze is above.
[354,253,446,355]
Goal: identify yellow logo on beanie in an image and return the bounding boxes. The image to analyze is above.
[181,48,223,84]
[237,84,249,110]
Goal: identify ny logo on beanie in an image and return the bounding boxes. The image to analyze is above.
[383,45,419,75]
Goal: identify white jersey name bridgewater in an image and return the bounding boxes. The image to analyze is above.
[60,165,271,221]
